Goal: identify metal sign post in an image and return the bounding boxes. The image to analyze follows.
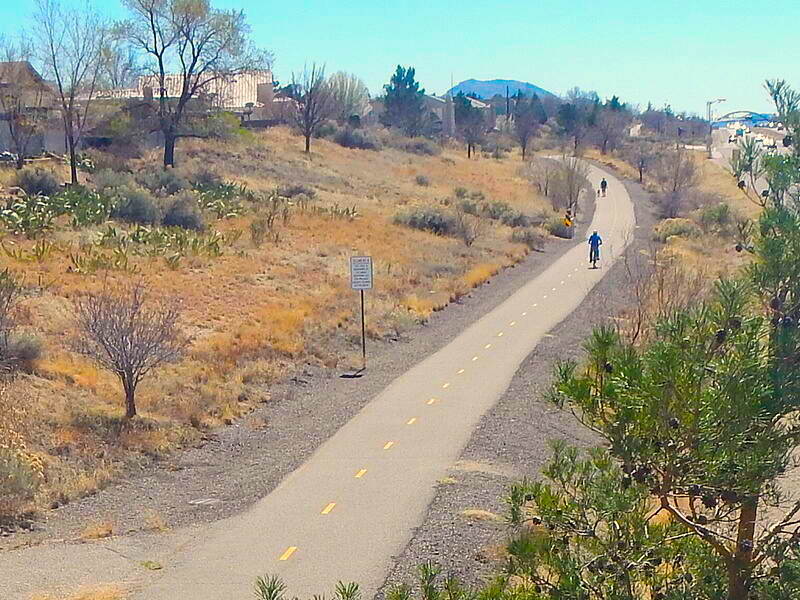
[350,256,373,372]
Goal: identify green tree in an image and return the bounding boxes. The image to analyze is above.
[454,92,485,158]
[512,93,547,160]
[556,88,599,155]
[381,65,426,137]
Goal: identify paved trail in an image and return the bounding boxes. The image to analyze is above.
[134,163,634,600]
[0,163,635,600]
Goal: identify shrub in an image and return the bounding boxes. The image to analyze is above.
[15,168,61,196]
[454,207,485,247]
[500,210,530,228]
[0,448,41,509]
[394,208,455,236]
[136,168,190,197]
[545,216,573,239]
[333,128,381,150]
[163,192,204,230]
[250,217,268,247]
[5,334,42,373]
[402,138,440,156]
[92,168,137,193]
[478,200,530,228]
[458,199,480,216]
[511,228,545,251]
[415,175,430,187]
[277,184,316,199]
[482,201,511,220]
[698,202,732,231]
[454,187,468,199]
[190,167,223,191]
[111,187,160,225]
[316,121,339,139]
[653,218,701,242]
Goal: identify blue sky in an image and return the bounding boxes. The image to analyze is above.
[4,0,797,115]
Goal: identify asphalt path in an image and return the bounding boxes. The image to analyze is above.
[125,162,635,600]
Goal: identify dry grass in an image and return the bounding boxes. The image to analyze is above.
[461,508,502,522]
[583,148,641,181]
[30,585,126,600]
[143,509,169,532]
[79,520,113,540]
[0,126,549,520]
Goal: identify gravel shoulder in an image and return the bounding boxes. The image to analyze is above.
[378,175,658,593]
[1,185,597,552]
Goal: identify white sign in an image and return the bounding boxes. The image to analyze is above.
[350,256,373,290]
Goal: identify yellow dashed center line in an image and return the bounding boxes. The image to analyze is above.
[552,287,556,291]
[279,546,297,561]
[533,303,538,307]
[321,502,336,515]
[407,417,417,425]
[522,311,527,316]
[497,332,504,337]
[355,469,367,478]
[543,295,548,299]
[485,343,492,349]
[472,356,478,361]
[442,382,450,389]
[561,281,565,285]
[457,368,465,374]
[427,398,437,405]
[383,441,395,450]
[510,321,516,326]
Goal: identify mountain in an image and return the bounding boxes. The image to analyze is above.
[447,79,555,100]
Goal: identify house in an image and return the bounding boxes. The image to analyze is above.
[0,61,65,156]
[99,70,277,117]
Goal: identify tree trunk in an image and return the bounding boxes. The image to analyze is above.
[15,153,24,170]
[305,134,311,153]
[123,378,137,419]
[163,133,176,168]
[638,165,644,183]
[67,133,78,186]
[602,138,608,154]
[521,144,526,160]
[727,496,757,600]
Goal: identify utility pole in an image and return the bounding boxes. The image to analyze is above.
[706,98,726,158]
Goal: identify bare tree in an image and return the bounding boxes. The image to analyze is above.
[75,283,188,419]
[594,107,630,154]
[327,71,369,123]
[624,139,661,183]
[512,94,546,160]
[33,0,108,185]
[290,63,334,153]
[524,157,557,197]
[454,205,485,247]
[100,36,140,89]
[652,146,699,217]
[551,156,591,214]
[122,0,269,168]
[0,37,50,169]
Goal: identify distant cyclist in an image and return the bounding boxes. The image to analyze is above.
[600,178,608,197]
[588,231,603,268]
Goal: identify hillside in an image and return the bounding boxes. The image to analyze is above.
[0,126,553,522]
[448,78,555,99]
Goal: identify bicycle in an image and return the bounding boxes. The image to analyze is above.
[589,245,600,269]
